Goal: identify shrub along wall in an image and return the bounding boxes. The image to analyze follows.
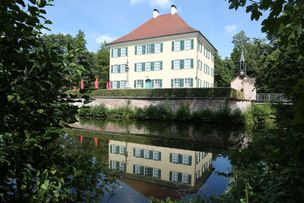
[67,88,244,99]
[79,104,246,125]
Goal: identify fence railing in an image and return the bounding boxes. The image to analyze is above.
[256,93,290,102]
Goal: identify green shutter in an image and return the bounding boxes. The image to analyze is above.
[189,156,192,165]
[191,39,194,49]
[172,41,174,51]
[134,80,136,88]
[151,80,154,88]
[111,49,113,57]
[171,79,173,88]
[116,161,119,169]
[188,175,192,184]
[178,154,183,163]
[160,61,163,70]
[169,171,172,181]
[111,66,113,73]
[133,148,136,156]
[181,40,184,50]
[180,79,184,88]
[160,80,162,88]
[135,46,137,55]
[191,59,194,68]
[134,64,137,72]
[161,43,163,52]
[142,45,146,54]
[118,48,121,57]
[190,79,193,87]
[180,60,184,69]
[171,61,174,69]
[152,44,155,53]
[140,166,144,175]
[142,63,145,71]
[170,153,172,162]
[141,149,144,158]
[149,151,153,159]
[178,173,182,182]
[110,145,112,153]
[159,169,161,178]
[118,65,121,73]
[151,62,154,71]
[117,81,120,88]
[126,47,128,56]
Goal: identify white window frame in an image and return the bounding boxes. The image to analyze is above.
[136,63,143,72]
[184,59,192,69]
[120,64,126,73]
[184,39,192,50]
[153,79,162,88]
[136,46,143,55]
[173,60,181,70]
[173,41,181,51]
[134,148,141,157]
[171,171,179,182]
[153,168,160,178]
[172,153,179,163]
[134,165,141,174]
[155,43,161,53]
[121,48,127,57]
[112,49,118,58]
[154,61,161,71]
[135,80,144,88]
[182,155,191,165]
[184,78,192,88]
[144,150,150,159]
[182,173,190,184]
[153,151,160,160]
[145,62,151,71]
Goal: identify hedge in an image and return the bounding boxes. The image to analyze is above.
[67,88,244,99]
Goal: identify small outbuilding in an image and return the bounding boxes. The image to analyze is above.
[230,51,256,100]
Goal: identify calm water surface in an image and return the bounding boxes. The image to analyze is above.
[67,119,243,202]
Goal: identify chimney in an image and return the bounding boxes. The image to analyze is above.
[153,9,160,18]
[171,5,177,15]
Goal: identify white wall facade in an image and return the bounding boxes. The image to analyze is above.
[109,32,216,89]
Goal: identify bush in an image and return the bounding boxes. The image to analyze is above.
[175,104,191,121]
[79,104,246,125]
[69,88,244,99]
[142,104,174,120]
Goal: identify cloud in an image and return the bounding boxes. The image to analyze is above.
[225,24,237,34]
[130,0,145,5]
[130,0,172,8]
[96,35,118,44]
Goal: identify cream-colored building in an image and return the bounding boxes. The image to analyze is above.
[108,140,212,188]
[108,5,217,89]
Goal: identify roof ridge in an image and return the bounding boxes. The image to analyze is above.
[110,13,198,44]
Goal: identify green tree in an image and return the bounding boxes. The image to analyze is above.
[220,1,304,202]
[0,0,107,201]
[214,54,234,87]
[95,42,110,89]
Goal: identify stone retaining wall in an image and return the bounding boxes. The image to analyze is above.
[75,97,252,112]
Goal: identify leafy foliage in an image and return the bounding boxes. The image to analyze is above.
[0,0,108,201]
[67,87,244,99]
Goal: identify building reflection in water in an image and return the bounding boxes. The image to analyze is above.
[108,140,213,189]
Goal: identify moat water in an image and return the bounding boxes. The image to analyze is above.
[66,119,245,202]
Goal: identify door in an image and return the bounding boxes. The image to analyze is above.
[145,79,152,89]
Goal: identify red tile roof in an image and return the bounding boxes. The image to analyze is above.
[110,14,198,44]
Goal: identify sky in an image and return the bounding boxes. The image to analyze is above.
[44,0,266,58]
